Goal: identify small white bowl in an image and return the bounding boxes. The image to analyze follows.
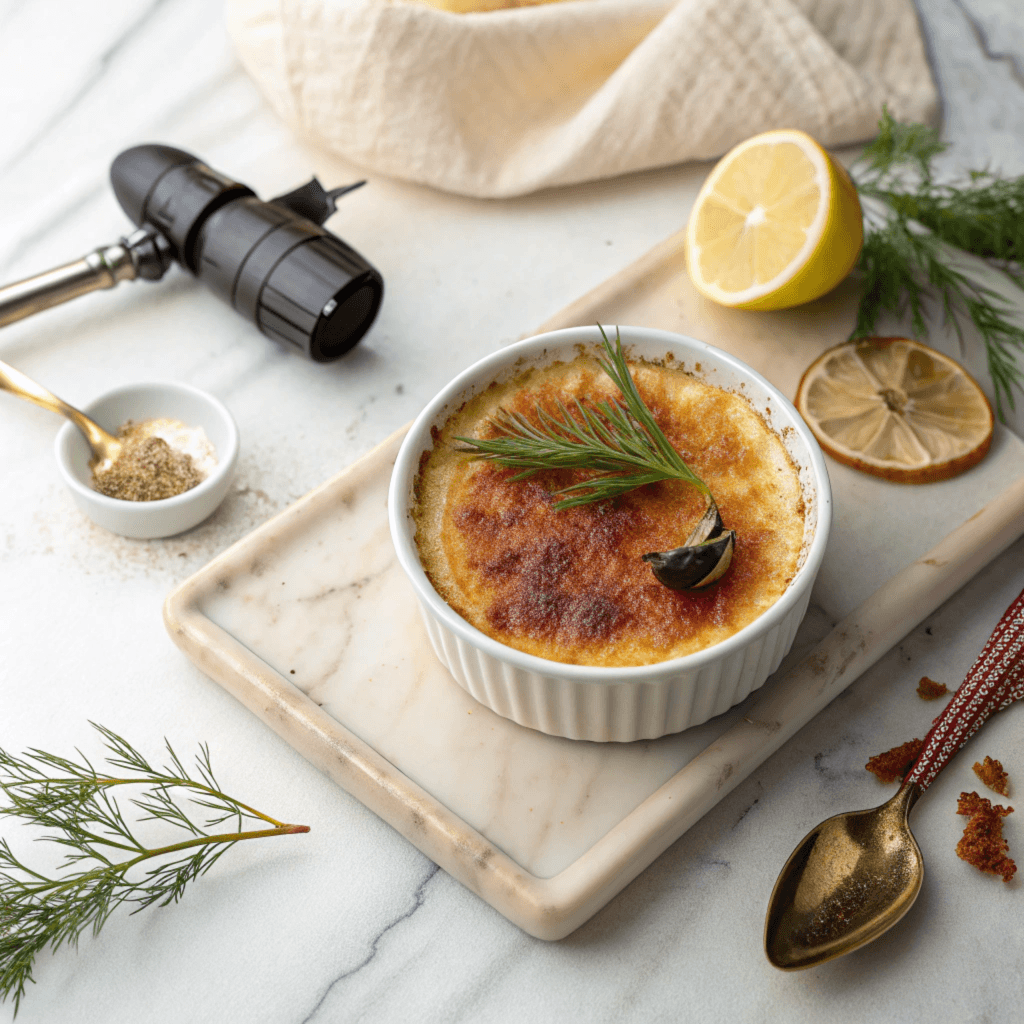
[389,326,832,742]
[55,382,239,540]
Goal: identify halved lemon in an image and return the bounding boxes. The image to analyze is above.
[795,337,994,483]
[685,130,863,310]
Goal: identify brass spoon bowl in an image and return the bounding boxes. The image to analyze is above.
[0,357,122,470]
[764,587,1024,970]
[764,782,922,969]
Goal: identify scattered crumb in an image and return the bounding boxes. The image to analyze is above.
[916,676,948,700]
[958,792,991,817]
[865,738,924,783]
[973,756,1010,796]
[956,791,1016,882]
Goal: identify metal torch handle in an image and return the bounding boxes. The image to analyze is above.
[0,243,138,329]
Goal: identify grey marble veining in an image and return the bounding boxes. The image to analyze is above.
[3,1,1024,1022]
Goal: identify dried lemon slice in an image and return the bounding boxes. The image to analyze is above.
[796,338,994,483]
[685,130,863,311]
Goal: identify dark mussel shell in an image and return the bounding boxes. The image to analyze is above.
[641,502,735,590]
[642,531,735,590]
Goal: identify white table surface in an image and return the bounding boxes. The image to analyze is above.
[2,1,1024,1021]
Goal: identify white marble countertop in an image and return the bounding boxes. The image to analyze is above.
[2,1,1024,1021]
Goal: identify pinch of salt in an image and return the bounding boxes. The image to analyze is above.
[126,418,218,478]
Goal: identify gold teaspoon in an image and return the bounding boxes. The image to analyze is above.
[0,357,122,471]
[765,586,1024,970]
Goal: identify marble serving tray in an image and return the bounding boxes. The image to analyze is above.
[164,228,1024,939]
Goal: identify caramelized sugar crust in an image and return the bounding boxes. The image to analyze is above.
[413,354,806,667]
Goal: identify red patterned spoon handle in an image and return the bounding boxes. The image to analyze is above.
[905,586,1024,793]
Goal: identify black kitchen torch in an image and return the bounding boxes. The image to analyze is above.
[0,145,383,362]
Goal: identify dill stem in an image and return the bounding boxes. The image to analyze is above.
[6,774,290,829]
[17,824,310,899]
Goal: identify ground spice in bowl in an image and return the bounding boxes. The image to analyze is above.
[91,418,217,502]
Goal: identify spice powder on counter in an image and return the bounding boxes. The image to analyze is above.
[91,418,217,502]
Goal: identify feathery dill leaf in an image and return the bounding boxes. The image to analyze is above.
[0,724,309,1015]
[850,109,1024,417]
[455,326,711,510]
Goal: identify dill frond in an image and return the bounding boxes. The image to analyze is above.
[851,109,1024,418]
[0,724,309,1015]
[455,326,711,509]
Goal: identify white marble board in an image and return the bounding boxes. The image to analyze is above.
[164,235,1024,939]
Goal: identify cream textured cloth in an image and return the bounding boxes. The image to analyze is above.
[226,0,938,198]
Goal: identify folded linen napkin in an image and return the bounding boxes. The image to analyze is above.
[226,0,938,198]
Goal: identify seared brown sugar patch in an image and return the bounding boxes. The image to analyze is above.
[414,354,806,667]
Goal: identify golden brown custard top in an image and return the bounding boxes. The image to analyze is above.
[413,353,806,667]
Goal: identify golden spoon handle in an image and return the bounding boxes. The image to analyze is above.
[0,358,121,459]
[905,585,1024,793]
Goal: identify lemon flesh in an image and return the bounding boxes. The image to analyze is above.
[686,130,863,311]
[796,339,993,483]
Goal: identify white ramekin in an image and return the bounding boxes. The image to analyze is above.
[55,382,239,540]
[388,326,831,742]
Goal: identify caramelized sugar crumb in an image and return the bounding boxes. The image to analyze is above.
[956,791,1016,882]
[865,738,924,783]
[957,791,994,817]
[973,755,1010,796]
[916,675,948,700]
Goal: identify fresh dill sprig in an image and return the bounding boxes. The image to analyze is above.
[850,109,1024,418]
[455,327,711,510]
[0,723,309,1015]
